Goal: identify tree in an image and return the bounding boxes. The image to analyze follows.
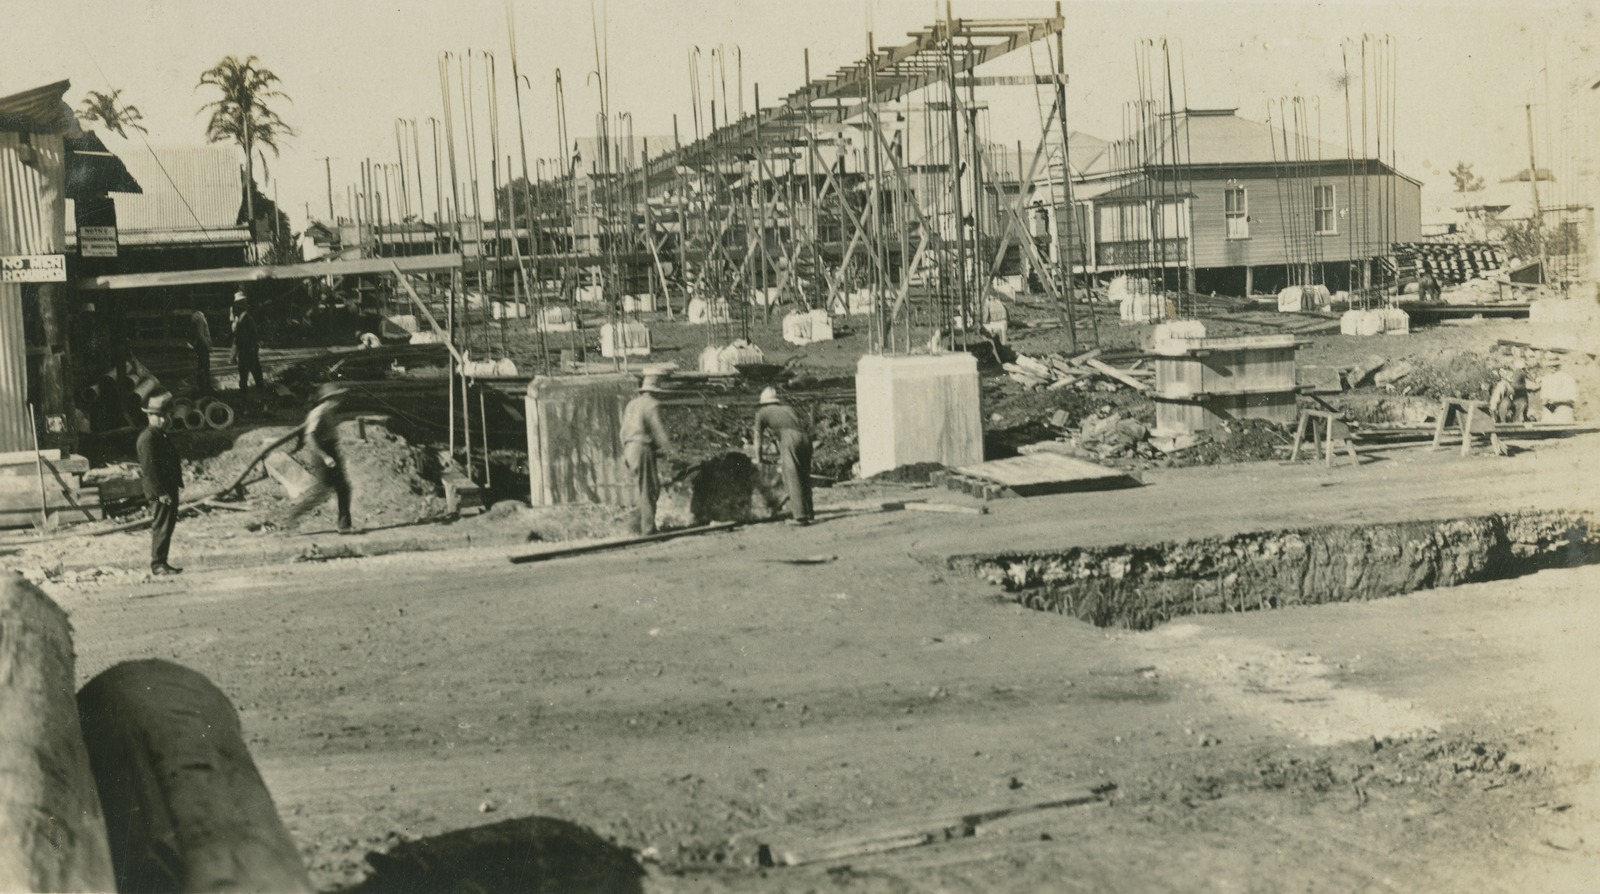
[197,55,295,260]
[77,89,148,138]
[1450,162,1484,193]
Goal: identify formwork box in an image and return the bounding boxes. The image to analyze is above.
[524,374,635,506]
[855,353,984,478]
[1150,334,1299,435]
[1152,334,1297,398]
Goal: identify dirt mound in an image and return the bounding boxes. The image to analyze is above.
[661,394,858,481]
[658,451,783,529]
[193,417,445,529]
[1166,418,1291,467]
[1127,732,1537,812]
[475,500,643,543]
[1383,350,1499,402]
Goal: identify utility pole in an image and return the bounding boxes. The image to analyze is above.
[319,156,334,221]
[1525,103,1548,283]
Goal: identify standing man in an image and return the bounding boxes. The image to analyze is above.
[620,374,673,535]
[752,387,814,526]
[189,309,213,395]
[231,291,266,397]
[137,393,183,575]
[284,382,354,533]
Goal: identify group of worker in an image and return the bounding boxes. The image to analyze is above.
[188,290,266,399]
[1489,357,1579,425]
[137,380,355,576]
[621,374,815,536]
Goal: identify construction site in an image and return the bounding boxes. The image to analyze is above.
[1,1,1598,891]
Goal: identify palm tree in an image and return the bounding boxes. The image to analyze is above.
[77,89,148,138]
[197,55,295,258]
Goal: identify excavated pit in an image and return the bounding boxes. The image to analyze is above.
[954,511,1596,630]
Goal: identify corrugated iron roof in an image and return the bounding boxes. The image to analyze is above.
[0,80,73,133]
[112,145,246,238]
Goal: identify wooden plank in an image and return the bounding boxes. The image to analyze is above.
[1085,358,1150,391]
[0,577,118,893]
[0,449,61,465]
[77,252,463,291]
[0,488,101,512]
[0,455,89,476]
[508,521,742,564]
[760,786,1106,867]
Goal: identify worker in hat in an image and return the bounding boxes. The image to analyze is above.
[230,291,266,397]
[620,374,674,535]
[137,393,184,575]
[752,387,814,525]
[284,382,354,533]
[1491,359,1530,424]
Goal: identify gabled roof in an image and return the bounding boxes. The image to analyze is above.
[1074,109,1415,184]
[112,145,247,239]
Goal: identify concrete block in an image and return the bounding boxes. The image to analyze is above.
[599,321,651,358]
[855,353,984,479]
[524,374,635,506]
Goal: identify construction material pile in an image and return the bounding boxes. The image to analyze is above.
[1001,349,1153,393]
[0,451,101,529]
[191,417,446,529]
[1395,242,1504,285]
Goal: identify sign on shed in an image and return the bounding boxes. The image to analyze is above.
[78,227,118,258]
[1,254,66,283]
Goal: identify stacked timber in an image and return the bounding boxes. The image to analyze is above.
[1003,349,1153,393]
[0,450,102,529]
[1394,242,1504,285]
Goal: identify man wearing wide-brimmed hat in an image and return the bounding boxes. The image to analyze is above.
[137,392,183,575]
[284,381,354,533]
[230,290,266,397]
[752,386,814,526]
[620,373,674,535]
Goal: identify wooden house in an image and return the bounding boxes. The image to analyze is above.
[1033,109,1422,297]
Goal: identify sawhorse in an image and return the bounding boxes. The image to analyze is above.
[1430,398,1504,456]
[1290,409,1359,466]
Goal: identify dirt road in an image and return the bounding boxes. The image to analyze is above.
[41,433,1599,892]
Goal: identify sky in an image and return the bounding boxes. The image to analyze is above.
[1,0,1595,229]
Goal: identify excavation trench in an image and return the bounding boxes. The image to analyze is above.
[953,510,1597,630]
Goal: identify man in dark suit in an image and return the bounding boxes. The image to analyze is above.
[137,393,183,575]
[231,291,266,396]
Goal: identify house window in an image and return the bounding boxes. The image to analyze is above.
[1224,186,1248,239]
[1314,184,1336,234]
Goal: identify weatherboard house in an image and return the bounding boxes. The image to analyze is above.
[1033,108,1422,297]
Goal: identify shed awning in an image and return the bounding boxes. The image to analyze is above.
[75,252,463,290]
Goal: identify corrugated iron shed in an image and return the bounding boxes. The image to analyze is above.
[0,80,72,452]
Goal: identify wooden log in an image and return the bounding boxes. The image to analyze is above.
[0,575,117,893]
[77,660,313,894]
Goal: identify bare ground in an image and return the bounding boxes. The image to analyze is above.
[34,428,1600,893]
